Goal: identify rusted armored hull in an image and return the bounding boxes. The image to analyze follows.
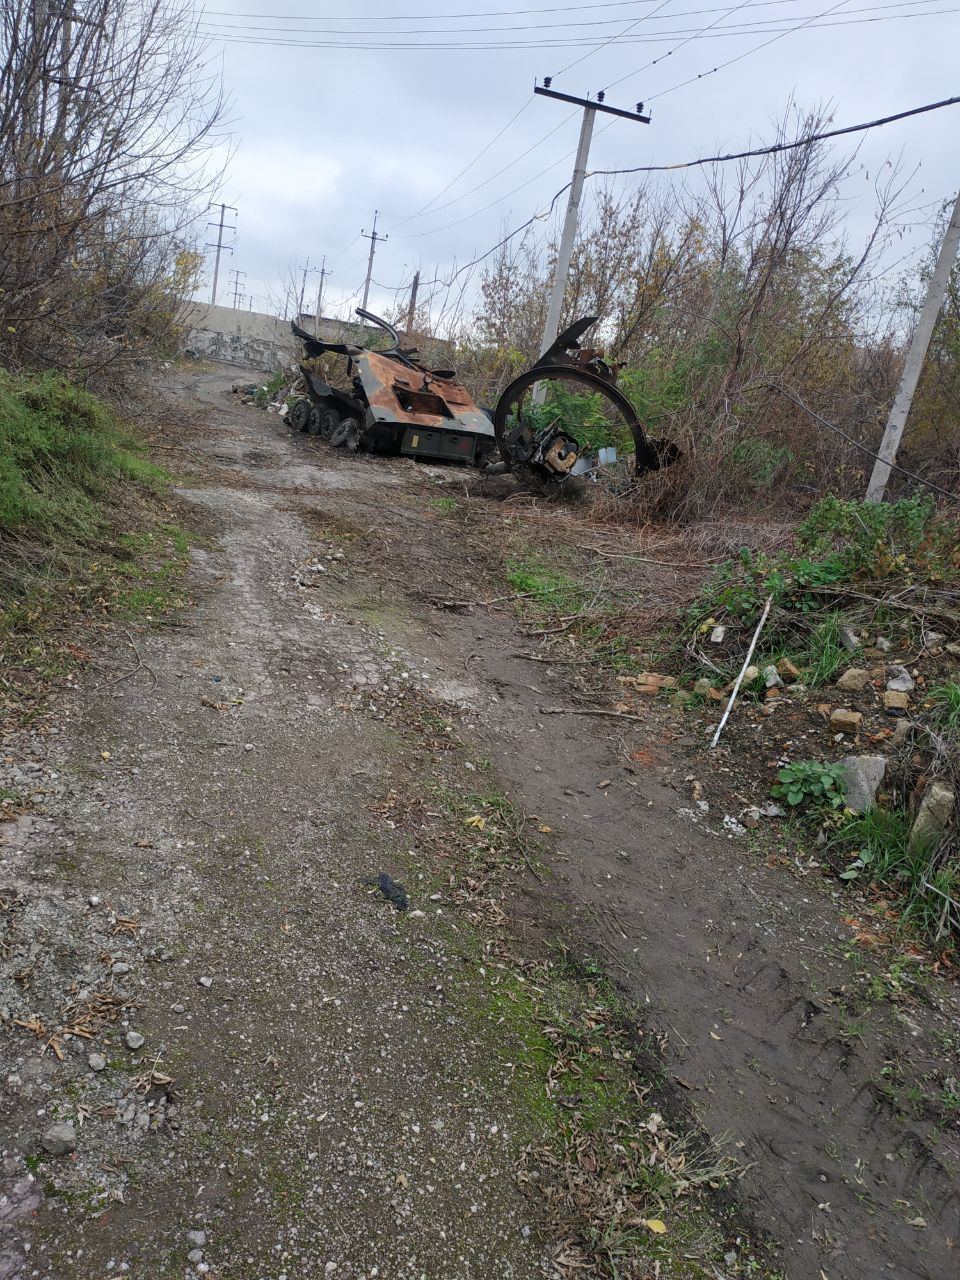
[290,310,496,465]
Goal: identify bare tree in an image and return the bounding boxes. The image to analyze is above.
[0,0,228,380]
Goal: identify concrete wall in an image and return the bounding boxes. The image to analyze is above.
[181,303,388,371]
[182,302,451,372]
[181,303,298,371]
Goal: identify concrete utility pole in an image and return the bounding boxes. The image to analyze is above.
[314,255,332,335]
[405,270,420,336]
[531,82,649,403]
[360,211,387,318]
[228,268,246,310]
[296,258,311,320]
[866,189,960,502]
[206,203,237,306]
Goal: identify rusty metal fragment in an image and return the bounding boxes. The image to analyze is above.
[491,316,679,481]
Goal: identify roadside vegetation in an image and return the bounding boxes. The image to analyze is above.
[389,103,959,524]
[0,368,192,726]
[478,490,960,953]
[0,2,225,724]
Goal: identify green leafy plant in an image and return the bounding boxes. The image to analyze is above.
[772,759,847,810]
[254,369,289,407]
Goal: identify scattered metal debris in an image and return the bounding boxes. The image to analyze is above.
[289,309,497,466]
[490,316,680,482]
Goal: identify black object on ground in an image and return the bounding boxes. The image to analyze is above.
[370,872,408,911]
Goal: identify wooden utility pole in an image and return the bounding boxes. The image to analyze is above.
[531,82,649,402]
[360,211,387,318]
[206,203,237,306]
[405,270,420,336]
[866,190,960,502]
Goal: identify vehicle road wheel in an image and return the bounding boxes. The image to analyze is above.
[319,408,339,441]
[330,417,360,450]
[307,406,323,435]
[290,399,312,432]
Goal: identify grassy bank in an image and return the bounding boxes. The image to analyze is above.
[0,368,190,725]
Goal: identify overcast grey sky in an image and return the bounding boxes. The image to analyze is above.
[196,0,960,327]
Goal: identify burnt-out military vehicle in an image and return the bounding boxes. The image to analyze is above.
[288,309,497,466]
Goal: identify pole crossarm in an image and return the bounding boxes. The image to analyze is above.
[534,84,650,124]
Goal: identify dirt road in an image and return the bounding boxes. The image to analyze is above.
[2,368,958,1279]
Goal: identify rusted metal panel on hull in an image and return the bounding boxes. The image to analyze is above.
[357,350,492,433]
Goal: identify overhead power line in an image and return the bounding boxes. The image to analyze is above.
[588,92,960,175]
[387,99,533,230]
[384,91,960,292]
[206,0,735,18]
[203,0,924,23]
[201,2,957,45]
[550,0,673,80]
[600,0,772,92]
[648,0,852,98]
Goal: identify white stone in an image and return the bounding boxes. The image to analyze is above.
[909,781,955,852]
[839,756,886,814]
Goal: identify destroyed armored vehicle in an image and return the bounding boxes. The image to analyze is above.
[288,309,497,466]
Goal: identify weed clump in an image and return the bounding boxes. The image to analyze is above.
[683,494,960,686]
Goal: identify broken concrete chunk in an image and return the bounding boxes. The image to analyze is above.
[923,630,946,648]
[883,690,910,715]
[886,665,915,694]
[619,672,676,691]
[839,755,886,814]
[889,719,912,748]
[839,626,862,653]
[41,1122,76,1156]
[875,637,893,653]
[835,668,870,693]
[762,664,782,688]
[709,624,726,644]
[830,708,863,736]
[909,781,955,852]
[693,680,723,701]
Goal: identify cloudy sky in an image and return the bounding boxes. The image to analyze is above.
[195,0,960,328]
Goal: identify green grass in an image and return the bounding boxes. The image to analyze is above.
[0,369,192,722]
[801,613,851,686]
[829,808,957,946]
[431,495,459,516]
[253,369,288,407]
[680,495,960,687]
[928,679,960,735]
[506,554,586,613]
[0,368,165,542]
